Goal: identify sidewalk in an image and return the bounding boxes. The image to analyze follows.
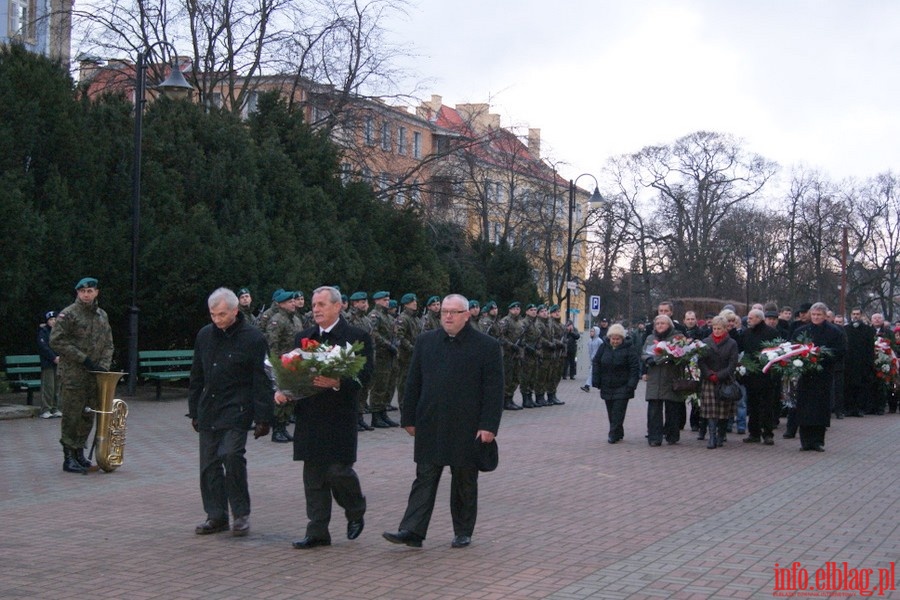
[0,379,897,599]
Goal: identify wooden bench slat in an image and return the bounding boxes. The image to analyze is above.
[4,354,42,405]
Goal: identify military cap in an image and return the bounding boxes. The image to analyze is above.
[271,288,285,301]
[549,304,560,312]
[75,277,98,290]
[537,304,548,312]
[400,293,417,305]
[483,301,497,311]
[341,294,348,303]
[372,291,390,300]
[468,300,480,309]
[525,303,536,310]
[426,295,440,305]
[238,287,251,296]
[508,301,521,309]
[273,289,294,303]
[44,310,57,322]
[388,299,398,309]
[349,291,368,301]
[295,290,304,298]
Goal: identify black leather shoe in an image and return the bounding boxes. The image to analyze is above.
[74,448,93,469]
[504,400,523,410]
[648,440,662,447]
[743,436,761,443]
[347,518,364,540]
[371,412,395,428]
[451,535,471,548]
[358,417,374,431]
[812,444,825,452]
[607,435,617,444]
[195,518,229,535]
[292,536,331,549]
[232,515,250,537]
[783,432,796,439]
[271,427,292,443]
[63,448,87,474]
[380,412,400,427]
[382,529,423,548]
[762,436,775,446]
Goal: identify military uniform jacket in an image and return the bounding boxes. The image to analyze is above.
[263,306,302,355]
[401,322,503,467]
[346,307,373,334]
[50,300,114,382]
[498,314,525,356]
[478,314,498,337]
[368,305,395,358]
[394,308,421,361]
[188,312,274,431]
[421,310,441,332]
[520,317,543,357]
[548,319,566,357]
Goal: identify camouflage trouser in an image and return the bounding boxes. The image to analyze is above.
[357,387,371,414]
[502,351,521,400]
[395,355,412,409]
[547,355,565,394]
[369,351,395,412]
[274,400,294,426]
[521,354,539,395]
[533,353,551,394]
[59,373,98,450]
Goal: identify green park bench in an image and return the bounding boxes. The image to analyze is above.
[4,354,42,406]
[138,349,194,400]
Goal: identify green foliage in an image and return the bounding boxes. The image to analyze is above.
[0,46,540,359]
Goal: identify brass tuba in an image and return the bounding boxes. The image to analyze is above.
[88,371,129,472]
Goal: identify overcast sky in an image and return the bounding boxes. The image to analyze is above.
[385,0,900,185]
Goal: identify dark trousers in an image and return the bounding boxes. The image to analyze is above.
[785,407,798,436]
[399,463,478,539]
[303,462,366,539]
[647,400,684,443]
[604,398,629,441]
[199,428,249,521]
[832,371,845,415]
[747,387,775,438]
[564,354,577,378]
[799,425,826,449]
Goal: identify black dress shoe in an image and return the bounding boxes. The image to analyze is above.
[232,515,250,537]
[347,518,364,540]
[783,432,796,439]
[608,435,616,444]
[648,440,662,447]
[195,518,229,535]
[812,444,825,452]
[357,417,374,431]
[451,535,471,548]
[382,529,423,548]
[292,536,331,549]
[504,401,523,410]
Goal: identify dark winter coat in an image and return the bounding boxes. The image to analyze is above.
[188,311,274,431]
[698,334,739,383]
[739,321,780,393]
[592,339,640,401]
[401,321,504,467]
[843,321,875,387]
[641,328,681,401]
[37,325,58,369]
[793,321,846,428]
[291,317,374,464]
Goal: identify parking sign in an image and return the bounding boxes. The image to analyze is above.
[590,295,601,317]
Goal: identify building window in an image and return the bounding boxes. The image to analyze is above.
[413,131,422,158]
[381,121,391,151]
[364,116,375,146]
[380,172,391,192]
[493,222,501,244]
[9,0,35,41]
[206,92,223,110]
[555,240,563,257]
[241,91,259,119]
[397,126,407,155]
[340,163,352,184]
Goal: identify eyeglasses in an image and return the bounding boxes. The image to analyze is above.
[440,309,468,316]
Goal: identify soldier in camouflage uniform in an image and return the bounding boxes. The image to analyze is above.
[420,295,442,332]
[346,291,375,431]
[394,293,422,410]
[237,288,257,327]
[545,305,566,406]
[49,277,114,474]
[478,301,499,336]
[519,304,545,407]
[468,300,481,323]
[293,291,313,329]
[264,289,303,442]
[497,302,525,410]
[367,291,400,428]
[255,288,283,332]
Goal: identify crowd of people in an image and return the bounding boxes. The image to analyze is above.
[585,300,899,452]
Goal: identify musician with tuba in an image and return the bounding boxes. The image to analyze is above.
[50,277,114,474]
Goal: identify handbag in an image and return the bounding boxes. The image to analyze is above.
[474,438,499,472]
[717,379,742,402]
[672,379,700,393]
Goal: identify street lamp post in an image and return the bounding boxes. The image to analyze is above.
[127,45,194,394]
[565,174,603,324]
[745,247,756,312]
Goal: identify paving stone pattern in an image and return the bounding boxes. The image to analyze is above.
[0,379,896,599]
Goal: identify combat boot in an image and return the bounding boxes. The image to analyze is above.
[372,411,399,428]
[63,448,87,474]
[504,398,523,410]
[547,393,565,406]
[534,393,548,407]
[271,424,292,443]
[74,447,93,469]
[521,393,536,409]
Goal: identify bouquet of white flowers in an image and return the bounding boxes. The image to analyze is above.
[269,338,367,398]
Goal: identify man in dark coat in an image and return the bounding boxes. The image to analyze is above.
[739,309,780,445]
[188,287,273,537]
[383,294,504,549]
[843,308,874,417]
[792,302,846,452]
[274,286,374,549]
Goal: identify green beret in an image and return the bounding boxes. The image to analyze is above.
[468,300,480,309]
[426,295,440,305]
[484,301,497,311]
[372,291,390,300]
[537,304,548,311]
[75,277,98,290]
[295,290,304,298]
[273,289,294,303]
[400,293,417,305]
[508,301,521,309]
[525,303,536,310]
[238,287,251,296]
[271,288,285,301]
[349,291,368,301]
[388,299,398,309]
[549,304,560,313]
[341,294,348,303]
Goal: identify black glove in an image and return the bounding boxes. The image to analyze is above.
[253,422,270,439]
[191,418,199,432]
[388,344,398,357]
[83,358,107,372]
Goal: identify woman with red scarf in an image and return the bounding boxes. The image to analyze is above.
[698,316,739,449]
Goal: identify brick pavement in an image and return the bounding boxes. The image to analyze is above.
[0,379,897,599]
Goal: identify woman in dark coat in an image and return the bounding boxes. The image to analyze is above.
[792,302,846,451]
[592,324,640,443]
[697,316,739,449]
[641,315,682,446]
